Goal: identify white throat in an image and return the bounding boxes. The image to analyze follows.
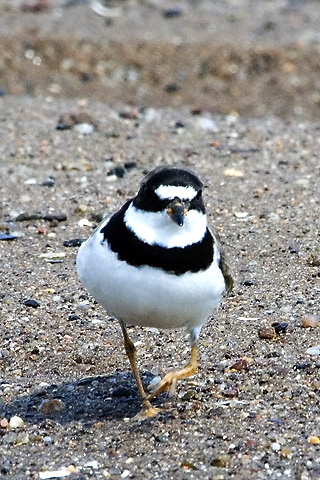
[124,202,207,248]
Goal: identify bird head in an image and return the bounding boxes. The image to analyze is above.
[133,166,205,228]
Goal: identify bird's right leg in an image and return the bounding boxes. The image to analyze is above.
[119,320,159,418]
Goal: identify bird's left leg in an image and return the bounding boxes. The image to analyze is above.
[119,320,159,418]
[146,326,201,400]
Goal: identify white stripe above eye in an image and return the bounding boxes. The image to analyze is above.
[155,185,198,201]
[124,203,207,248]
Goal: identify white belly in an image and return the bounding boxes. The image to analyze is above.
[76,225,225,331]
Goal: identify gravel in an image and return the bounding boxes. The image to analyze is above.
[0,2,320,479]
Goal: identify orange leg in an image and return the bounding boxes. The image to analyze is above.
[147,343,198,400]
[120,321,159,418]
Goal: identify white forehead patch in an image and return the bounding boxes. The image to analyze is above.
[155,185,197,201]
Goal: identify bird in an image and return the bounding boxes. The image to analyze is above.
[76,166,233,417]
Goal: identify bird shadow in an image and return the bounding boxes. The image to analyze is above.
[0,371,167,425]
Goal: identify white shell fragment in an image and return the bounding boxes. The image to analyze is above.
[39,470,70,479]
[9,416,25,429]
[306,345,320,355]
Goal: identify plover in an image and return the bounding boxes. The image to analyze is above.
[76,166,233,417]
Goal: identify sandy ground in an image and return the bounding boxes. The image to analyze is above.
[1,0,320,120]
[0,1,320,480]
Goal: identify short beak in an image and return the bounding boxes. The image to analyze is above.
[167,199,188,227]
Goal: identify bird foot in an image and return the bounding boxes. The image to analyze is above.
[134,401,160,419]
[147,356,198,400]
[148,370,183,398]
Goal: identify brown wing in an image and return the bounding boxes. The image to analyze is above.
[210,226,234,294]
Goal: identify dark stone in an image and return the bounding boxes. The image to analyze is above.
[163,7,182,18]
[271,322,288,334]
[23,299,40,308]
[124,161,137,170]
[16,212,67,222]
[0,233,18,241]
[41,177,55,187]
[80,72,92,82]
[164,83,181,93]
[293,363,312,371]
[108,166,126,178]
[43,213,67,222]
[289,244,299,254]
[56,122,72,130]
[63,238,85,247]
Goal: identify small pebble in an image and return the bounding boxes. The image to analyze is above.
[301,315,319,328]
[258,324,276,339]
[272,322,288,334]
[41,177,55,187]
[148,376,161,392]
[108,166,126,178]
[175,121,185,128]
[0,418,9,428]
[16,212,67,222]
[195,116,218,132]
[43,436,53,444]
[234,212,249,219]
[2,432,17,444]
[121,470,131,479]
[0,233,18,241]
[288,244,299,254]
[271,442,281,452]
[307,254,320,267]
[16,432,29,445]
[211,454,230,467]
[223,387,238,398]
[123,161,137,170]
[23,299,40,309]
[39,252,66,261]
[76,301,91,310]
[44,213,67,222]
[293,363,312,371]
[39,398,65,415]
[119,108,138,120]
[57,111,96,129]
[308,436,320,445]
[56,122,72,131]
[223,168,244,177]
[306,345,320,356]
[181,390,200,401]
[39,470,71,479]
[9,415,25,429]
[78,219,93,228]
[163,7,182,18]
[230,358,250,371]
[63,238,85,247]
[280,448,292,459]
[74,123,94,135]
